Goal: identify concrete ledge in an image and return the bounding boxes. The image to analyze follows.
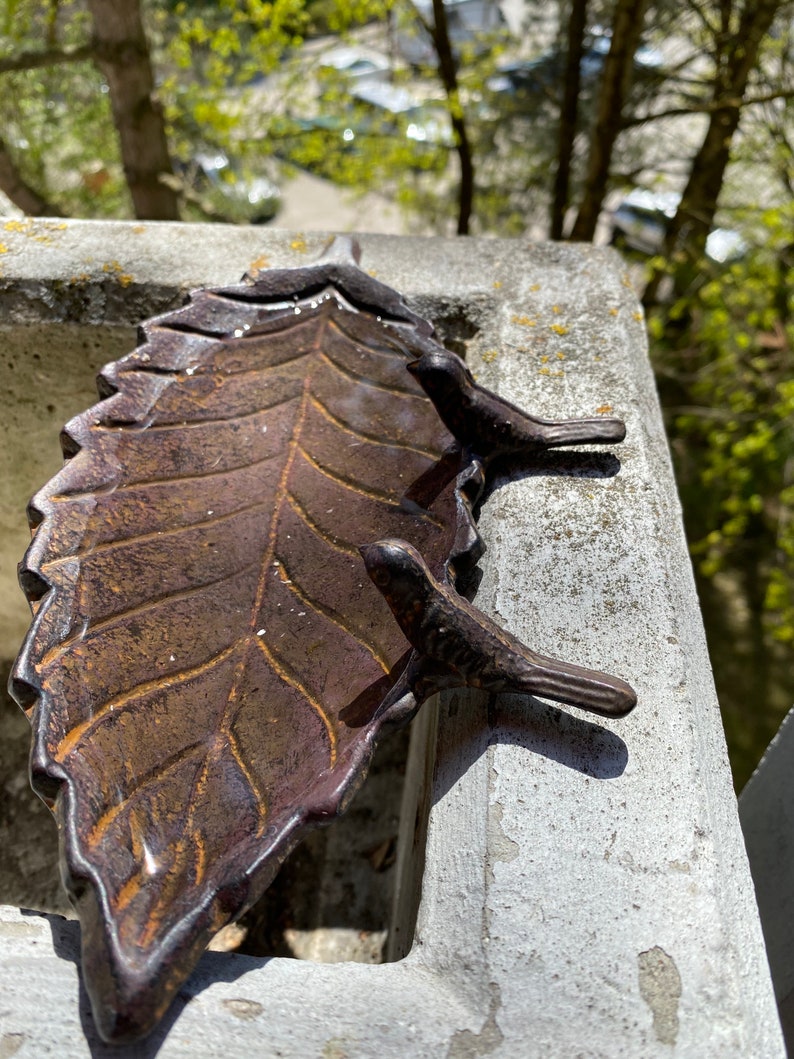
[0,221,783,1056]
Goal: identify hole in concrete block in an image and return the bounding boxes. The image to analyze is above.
[410,294,488,360]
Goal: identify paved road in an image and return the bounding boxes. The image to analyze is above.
[269,167,412,235]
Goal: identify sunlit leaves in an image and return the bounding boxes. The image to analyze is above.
[652,203,794,643]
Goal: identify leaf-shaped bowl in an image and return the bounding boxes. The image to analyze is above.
[11,241,483,1042]
[11,239,635,1043]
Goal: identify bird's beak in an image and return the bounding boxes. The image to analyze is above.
[540,416,627,447]
[405,358,421,376]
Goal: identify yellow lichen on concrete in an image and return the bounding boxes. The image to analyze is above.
[101,260,134,287]
[248,255,270,275]
[0,217,64,239]
[550,323,568,335]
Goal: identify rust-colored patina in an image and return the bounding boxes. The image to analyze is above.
[11,238,635,1043]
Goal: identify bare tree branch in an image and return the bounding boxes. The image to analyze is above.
[0,135,63,216]
[46,0,60,48]
[680,0,721,38]
[428,0,474,235]
[622,86,794,127]
[643,0,785,307]
[0,43,94,75]
[550,0,587,239]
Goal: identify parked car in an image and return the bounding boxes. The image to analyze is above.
[350,81,453,148]
[318,46,391,85]
[397,0,507,66]
[179,151,280,224]
[486,34,664,103]
[609,189,746,263]
[273,85,450,186]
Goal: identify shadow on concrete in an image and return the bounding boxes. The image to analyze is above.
[483,448,622,501]
[25,908,264,1059]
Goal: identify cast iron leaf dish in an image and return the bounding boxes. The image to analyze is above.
[11,238,636,1044]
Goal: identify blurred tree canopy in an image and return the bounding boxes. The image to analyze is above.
[1,0,793,785]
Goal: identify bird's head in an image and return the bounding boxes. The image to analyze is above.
[406,349,472,398]
[360,539,432,629]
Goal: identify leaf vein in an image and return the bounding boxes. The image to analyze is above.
[41,497,272,571]
[37,558,262,672]
[274,557,390,673]
[48,450,281,503]
[318,346,421,398]
[308,393,439,459]
[54,642,239,762]
[88,740,207,851]
[93,396,297,434]
[298,447,403,506]
[254,635,337,768]
[285,493,360,558]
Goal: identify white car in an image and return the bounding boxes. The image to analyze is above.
[610,189,745,263]
[184,152,281,224]
[318,46,391,84]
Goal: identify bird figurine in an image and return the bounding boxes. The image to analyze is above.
[407,349,626,459]
[361,538,636,718]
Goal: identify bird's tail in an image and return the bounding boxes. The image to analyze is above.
[505,649,637,718]
[536,415,626,447]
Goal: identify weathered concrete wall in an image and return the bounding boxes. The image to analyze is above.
[0,220,783,1057]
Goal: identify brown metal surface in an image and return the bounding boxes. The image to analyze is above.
[11,238,635,1043]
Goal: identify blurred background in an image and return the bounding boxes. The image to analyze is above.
[1,0,792,789]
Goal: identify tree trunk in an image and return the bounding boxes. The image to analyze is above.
[550,0,588,240]
[430,0,474,235]
[0,136,63,216]
[568,0,647,242]
[87,0,179,220]
[643,0,783,305]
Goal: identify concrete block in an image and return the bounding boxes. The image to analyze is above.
[0,220,783,1056]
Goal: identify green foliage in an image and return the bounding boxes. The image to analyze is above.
[649,205,794,643]
[0,0,128,216]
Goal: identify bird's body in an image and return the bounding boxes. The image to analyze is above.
[407,349,626,458]
[361,539,636,718]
